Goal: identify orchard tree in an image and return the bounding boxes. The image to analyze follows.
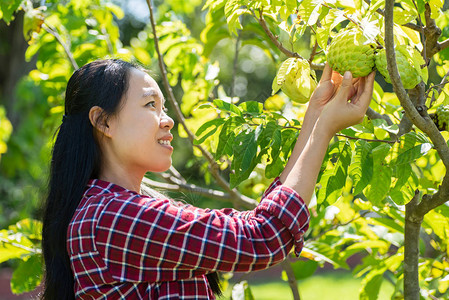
[1,0,449,299]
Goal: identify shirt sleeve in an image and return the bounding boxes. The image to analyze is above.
[94,177,310,283]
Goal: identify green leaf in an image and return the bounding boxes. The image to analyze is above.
[238,101,263,114]
[318,140,352,205]
[286,0,298,12]
[0,221,38,264]
[291,259,318,280]
[299,0,324,26]
[224,0,247,35]
[370,217,404,234]
[324,140,352,205]
[215,118,240,158]
[359,267,387,300]
[302,241,348,269]
[258,121,276,149]
[213,99,242,116]
[9,219,42,240]
[390,163,418,205]
[350,140,373,195]
[365,144,392,206]
[194,118,225,145]
[0,0,24,24]
[230,130,258,188]
[265,127,283,178]
[345,240,390,253]
[11,254,42,294]
[424,210,449,241]
[394,143,432,165]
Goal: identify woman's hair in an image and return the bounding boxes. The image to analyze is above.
[41,59,221,298]
[42,59,135,299]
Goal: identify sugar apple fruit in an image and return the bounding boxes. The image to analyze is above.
[434,105,449,131]
[327,29,377,78]
[375,46,422,89]
[272,57,317,103]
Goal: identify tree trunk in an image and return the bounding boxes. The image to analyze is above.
[0,11,37,128]
[403,192,423,300]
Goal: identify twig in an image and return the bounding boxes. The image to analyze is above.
[168,166,187,184]
[251,8,324,71]
[42,22,79,70]
[145,0,256,209]
[362,0,421,31]
[0,238,42,254]
[101,27,114,55]
[231,29,241,99]
[429,69,449,107]
[308,211,371,242]
[335,133,397,144]
[423,3,444,58]
[142,177,259,208]
[322,3,363,32]
[308,40,319,64]
[366,107,394,125]
[411,0,428,64]
[281,258,301,300]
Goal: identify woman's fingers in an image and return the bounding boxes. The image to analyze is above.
[320,63,333,83]
[354,71,375,111]
[334,71,354,102]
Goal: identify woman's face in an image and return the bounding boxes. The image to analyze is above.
[106,68,174,175]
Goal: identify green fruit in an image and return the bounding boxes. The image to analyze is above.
[272,58,317,103]
[435,105,449,131]
[375,46,422,89]
[327,29,377,78]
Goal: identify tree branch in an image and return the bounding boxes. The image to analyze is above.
[251,8,324,71]
[281,258,301,300]
[142,177,259,208]
[145,0,257,209]
[411,0,427,63]
[385,1,449,298]
[366,107,393,125]
[384,0,449,170]
[42,22,78,70]
[423,3,443,58]
[415,174,449,218]
[429,68,449,107]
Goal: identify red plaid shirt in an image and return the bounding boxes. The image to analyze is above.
[67,177,310,299]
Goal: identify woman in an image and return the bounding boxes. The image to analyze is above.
[42,59,375,299]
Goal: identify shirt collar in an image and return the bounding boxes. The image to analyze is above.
[84,179,138,197]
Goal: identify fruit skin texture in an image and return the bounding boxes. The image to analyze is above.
[272,58,317,104]
[327,29,377,78]
[375,46,422,89]
[435,105,449,131]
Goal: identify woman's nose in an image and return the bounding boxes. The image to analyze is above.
[160,113,174,130]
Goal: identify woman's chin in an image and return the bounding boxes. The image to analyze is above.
[147,162,172,173]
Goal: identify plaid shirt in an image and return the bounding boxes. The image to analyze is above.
[68,177,310,299]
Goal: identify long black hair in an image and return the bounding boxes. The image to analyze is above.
[41,59,221,298]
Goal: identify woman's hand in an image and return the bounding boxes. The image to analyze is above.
[308,63,345,113]
[317,70,376,135]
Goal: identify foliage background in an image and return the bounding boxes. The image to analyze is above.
[1,0,449,299]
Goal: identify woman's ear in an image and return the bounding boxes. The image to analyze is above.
[89,106,112,138]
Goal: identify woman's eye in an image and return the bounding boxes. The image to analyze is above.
[145,101,156,108]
